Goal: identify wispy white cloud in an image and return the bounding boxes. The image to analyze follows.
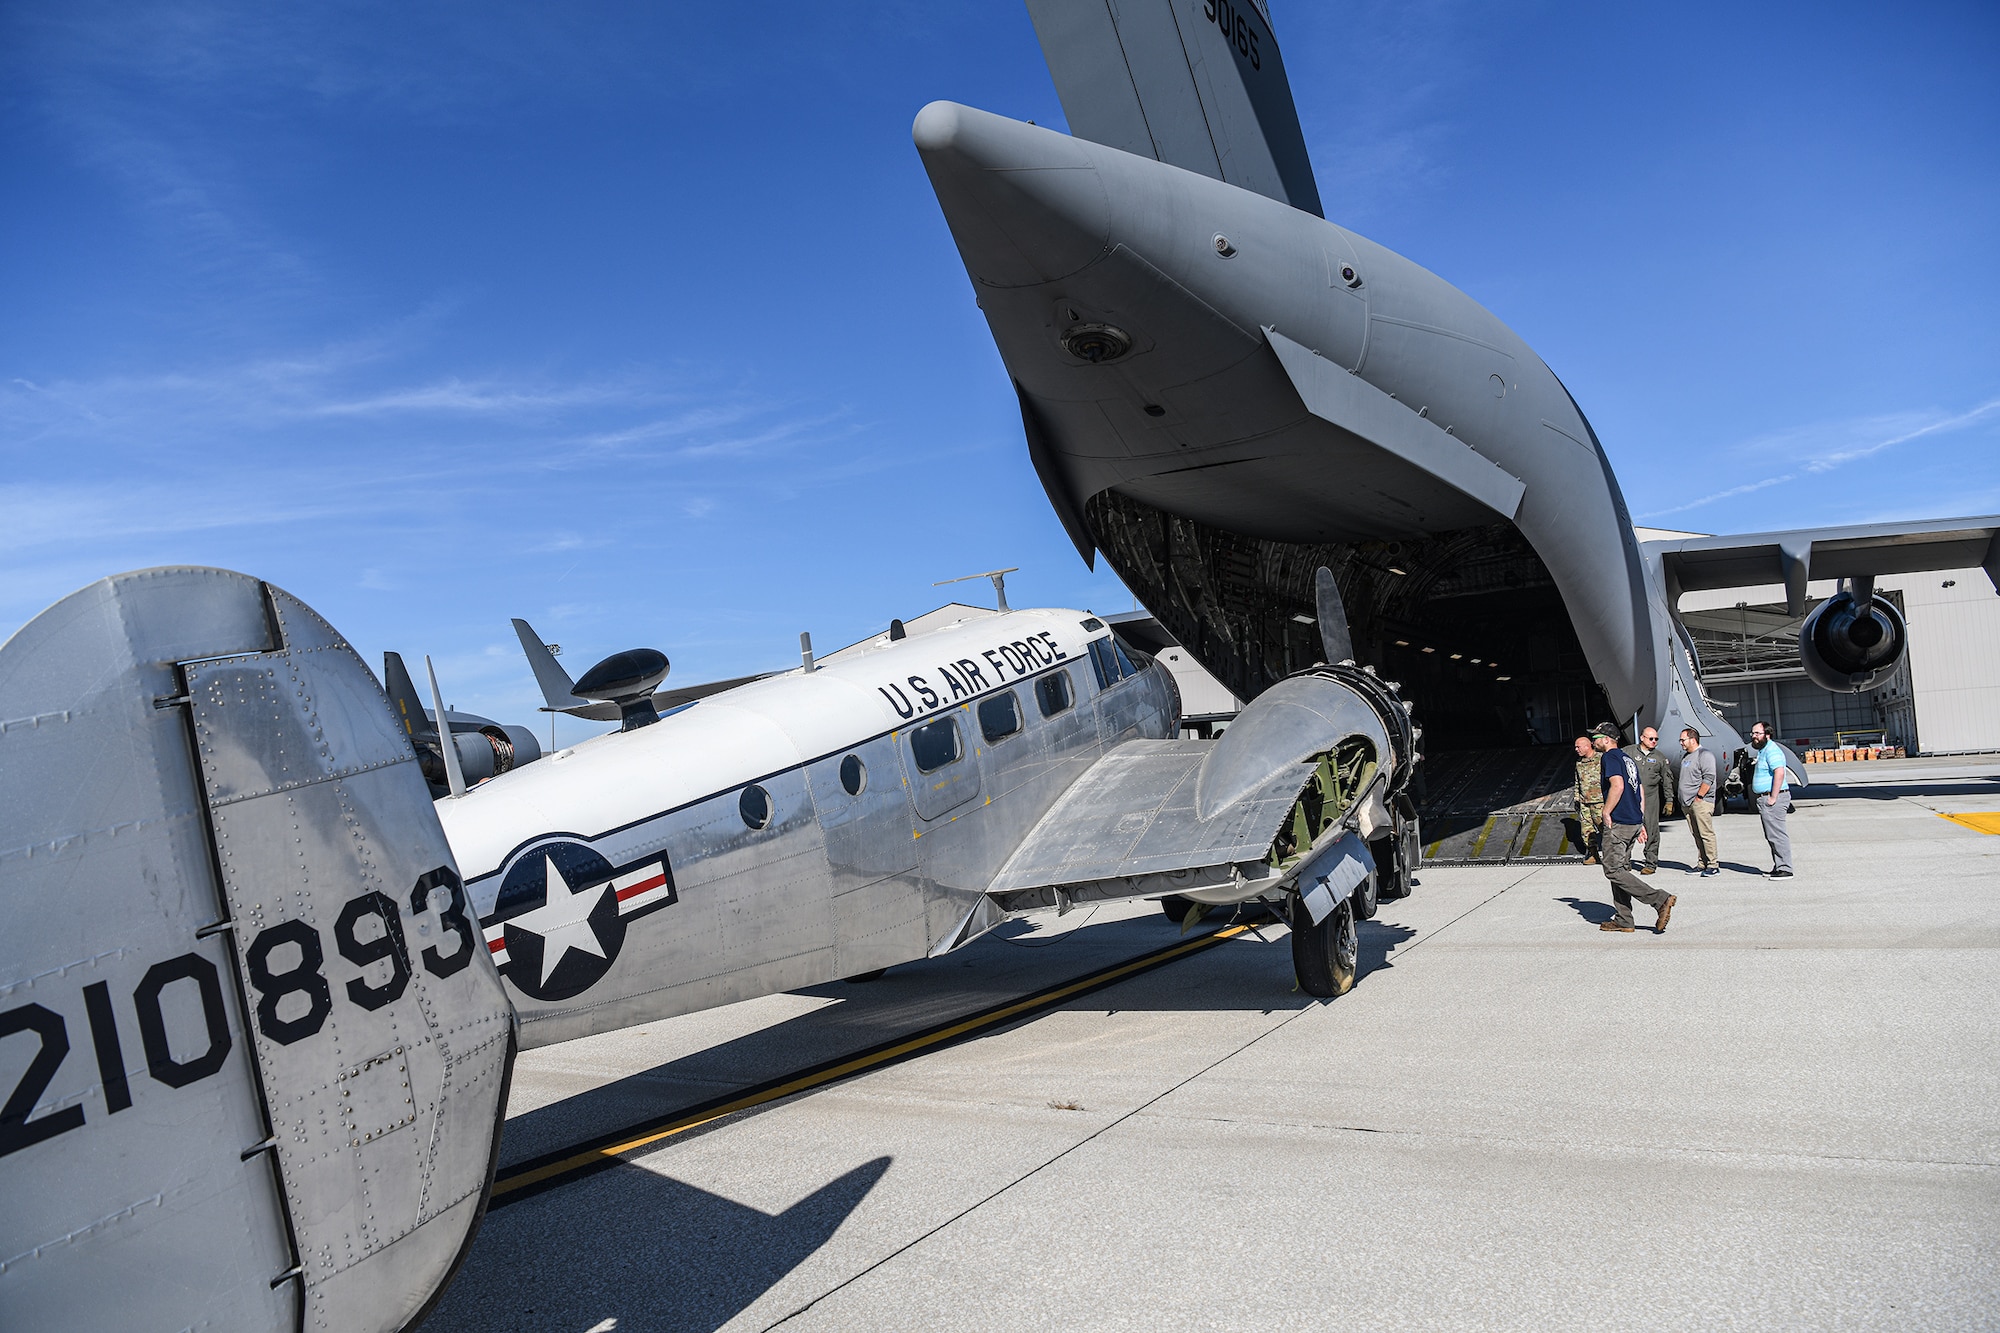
[1638,396,2000,520]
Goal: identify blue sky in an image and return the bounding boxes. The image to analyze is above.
[4,1,1995,741]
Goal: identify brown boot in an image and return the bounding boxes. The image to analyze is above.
[1599,921,1635,932]
[1655,895,1676,934]
[1582,855,1600,865]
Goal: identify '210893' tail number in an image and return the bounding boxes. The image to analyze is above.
[0,867,476,1159]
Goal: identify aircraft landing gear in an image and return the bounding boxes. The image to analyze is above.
[1292,893,1358,998]
[1351,862,1380,920]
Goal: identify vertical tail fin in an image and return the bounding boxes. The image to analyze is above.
[382,649,435,740]
[1024,0,1323,216]
[511,618,587,711]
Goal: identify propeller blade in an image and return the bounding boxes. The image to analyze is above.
[424,654,468,798]
[1314,566,1356,665]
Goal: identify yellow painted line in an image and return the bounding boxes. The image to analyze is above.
[489,922,1258,1205]
[1467,816,1497,859]
[1938,812,2000,835]
[1520,813,1546,857]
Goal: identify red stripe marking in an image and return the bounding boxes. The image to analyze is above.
[616,873,667,902]
[488,937,507,953]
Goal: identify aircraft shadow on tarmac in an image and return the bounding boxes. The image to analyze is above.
[420,1156,891,1333]
[439,911,1422,1329]
[496,910,1421,1170]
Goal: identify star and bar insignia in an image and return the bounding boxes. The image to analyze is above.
[480,837,676,1002]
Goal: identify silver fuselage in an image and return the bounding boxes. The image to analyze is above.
[438,609,1177,1047]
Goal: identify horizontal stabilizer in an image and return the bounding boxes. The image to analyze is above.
[1646,519,2000,615]
[553,671,778,723]
[1265,326,1527,521]
[1026,0,1323,216]
[515,617,775,722]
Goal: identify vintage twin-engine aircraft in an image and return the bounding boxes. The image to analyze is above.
[1,563,1414,1330]
[916,0,2000,793]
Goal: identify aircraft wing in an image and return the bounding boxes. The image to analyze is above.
[987,738,1300,907]
[1024,0,1324,216]
[979,669,1408,931]
[1646,518,2000,615]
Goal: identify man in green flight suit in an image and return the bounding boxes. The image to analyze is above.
[1633,725,1675,874]
[1572,734,1603,864]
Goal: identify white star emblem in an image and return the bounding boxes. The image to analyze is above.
[507,858,612,986]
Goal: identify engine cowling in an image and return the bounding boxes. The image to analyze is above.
[1799,586,1906,692]
[418,723,542,788]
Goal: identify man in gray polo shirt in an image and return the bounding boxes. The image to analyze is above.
[1678,727,1719,875]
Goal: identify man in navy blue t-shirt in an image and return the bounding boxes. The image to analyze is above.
[1591,726,1676,934]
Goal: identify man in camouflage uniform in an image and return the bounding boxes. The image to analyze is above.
[1572,734,1603,863]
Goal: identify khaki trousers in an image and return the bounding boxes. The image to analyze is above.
[1603,823,1670,927]
[1684,799,1718,868]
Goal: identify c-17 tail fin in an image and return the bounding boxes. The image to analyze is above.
[1024,0,1323,217]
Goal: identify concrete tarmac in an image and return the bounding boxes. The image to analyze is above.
[420,757,2000,1332]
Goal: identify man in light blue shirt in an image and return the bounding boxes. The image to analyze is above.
[1748,720,1794,878]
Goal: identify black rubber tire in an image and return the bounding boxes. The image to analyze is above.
[1292,895,1358,998]
[841,968,888,984]
[1159,894,1197,925]
[1353,859,1381,920]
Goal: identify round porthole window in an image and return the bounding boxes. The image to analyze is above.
[839,754,866,796]
[739,784,772,830]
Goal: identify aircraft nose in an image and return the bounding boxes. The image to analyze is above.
[913,101,1111,288]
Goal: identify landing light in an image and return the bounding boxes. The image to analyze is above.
[1060,323,1132,364]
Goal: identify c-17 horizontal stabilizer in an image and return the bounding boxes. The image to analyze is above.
[0,568,514,1333]
[1025,0,1323,217]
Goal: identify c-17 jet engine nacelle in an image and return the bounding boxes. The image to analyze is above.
[1798,580,1908,693]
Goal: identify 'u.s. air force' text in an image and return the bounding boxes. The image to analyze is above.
[876,632,1068,719]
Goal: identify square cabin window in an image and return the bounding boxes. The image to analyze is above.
[1035,670,1073,718]
[978,690,1022,744]
[909,716,962,774]
[1087,637,1119,689]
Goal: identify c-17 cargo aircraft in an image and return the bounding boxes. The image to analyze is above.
[915,0,1999,842]
[0,561,1413,1331]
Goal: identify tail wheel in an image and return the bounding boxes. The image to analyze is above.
[1292,894,1358,998]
